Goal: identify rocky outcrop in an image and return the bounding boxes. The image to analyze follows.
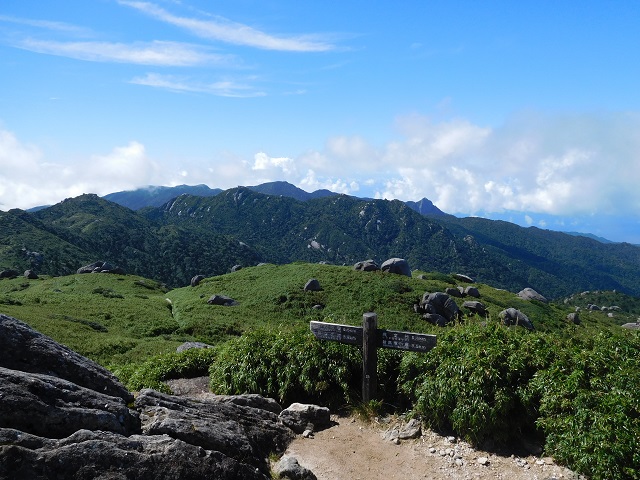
[77,261,125,275]
[176,341,212,352]
[0,429,269,480]
[0,313,306,480]
[0,314,132,401]
[453,274,474,283]
[0,366,139,438]
[24,269,38,279]
[279,403,331,435]
[499,308,535,330]
[464,286,480,298]
[304,279,322,292]
[190,274,205,286]
[354,260,380,272]
[381,258,412,277]
[207,294,238,306]
[445,287,463,298]
[416,292,461,326]
[517,288,548,303]
[274,455,317,480]
[462,300,489,318]
[136,389,293,472]
[0,269,18,279]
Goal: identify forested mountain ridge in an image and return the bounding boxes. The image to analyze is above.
[2,188,640,298]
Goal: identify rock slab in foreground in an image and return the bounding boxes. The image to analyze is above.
[0,313,132,402]
[0,313,298,480]
[0,429,267,480]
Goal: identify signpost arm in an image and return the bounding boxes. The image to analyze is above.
[362,312,378,403]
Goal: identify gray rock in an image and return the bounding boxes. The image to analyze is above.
[176,341,212,353]
[354,260,380,272]
[0,269,18,279]
[517,287,548,303]
[383,418,422,442]
[77,261,124,275]
[190,274,205,286]
[566,312,581,325]
[274,455,317,480]
[24,270,38,280]
[419,292,460,324]
[207,294,238,306]
[279,403,331,434]
[381,258,412,277]
[0,315,297,480]
[423,313,448,327]
[0,366,140,438]
[622,322,640,330]
[0,429,267,480]
[303,279,322,292]
[464,286,480,298]
[136,389,292,471]
[463,300,489,317]
[0,314,132,402]
[453,273,474,283]
[499,308,535,330]
[231,265,243,272]
[445,287,463,298]
[200,393,283,415]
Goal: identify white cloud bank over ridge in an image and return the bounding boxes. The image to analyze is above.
[1,111,639,223]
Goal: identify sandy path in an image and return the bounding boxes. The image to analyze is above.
[284,415,578,480]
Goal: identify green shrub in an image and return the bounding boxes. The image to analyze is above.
[209,327,363,408]
[398,323,557,444]
[532,332,640,480]
[113,347,218,393]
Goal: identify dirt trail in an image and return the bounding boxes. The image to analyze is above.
[284,415,579,480]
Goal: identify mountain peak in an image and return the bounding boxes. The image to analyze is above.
[405,198,448,216]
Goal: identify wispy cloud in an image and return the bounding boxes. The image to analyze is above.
[0,14,92,36]
[16,39,235,67]
[130,72,266,97]
[119,0,337,52]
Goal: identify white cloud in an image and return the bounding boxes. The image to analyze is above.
[119,1,336,52]
[299,170,359,195]
[367,111,640,217]
[3,110,640,222]
[0,14,92,36]
[0,132,167,210]
[130,73,265,97]
[17,39,232,66]
[252,152,295,174]
[85,141,159,187]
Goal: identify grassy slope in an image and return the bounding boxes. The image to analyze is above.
[1,262,634,370]
[0,273,187,366]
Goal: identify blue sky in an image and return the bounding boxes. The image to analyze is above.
[1,1,640,242]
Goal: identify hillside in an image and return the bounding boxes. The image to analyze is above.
[2,188,640,298]
[1,264,638,479]
[0,263,633,368]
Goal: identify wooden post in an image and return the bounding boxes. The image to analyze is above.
[362,312,378,403]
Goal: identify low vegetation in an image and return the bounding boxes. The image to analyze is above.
[1,262,638,479]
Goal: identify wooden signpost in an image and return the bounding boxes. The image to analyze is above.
[310,312,436,402]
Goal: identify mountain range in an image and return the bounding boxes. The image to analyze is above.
[3,181,640,299]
